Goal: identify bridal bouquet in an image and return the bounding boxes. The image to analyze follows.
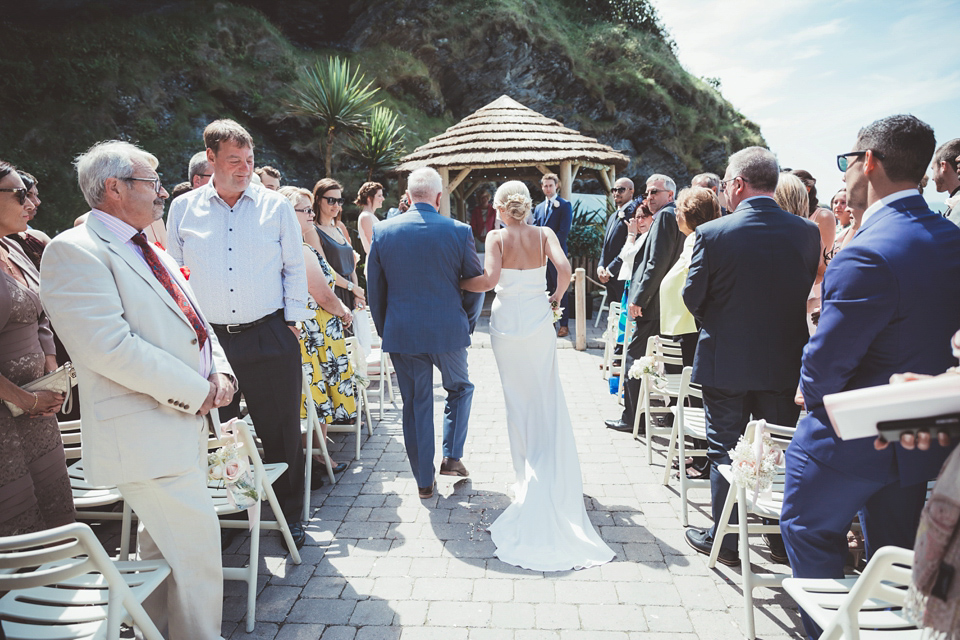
[730,420,784,500]
[627,355,667,391]
[352,369,370,390]
[208,421,259,510]
[550,299,564,323]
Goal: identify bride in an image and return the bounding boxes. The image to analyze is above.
[461,181,614,571]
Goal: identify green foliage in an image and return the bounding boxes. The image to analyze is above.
[563,0,671,43]
[287,56,383,176]
[346,106,407,181]
[567,200,608,260]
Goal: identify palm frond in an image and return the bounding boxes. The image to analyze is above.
[346,106,407,178]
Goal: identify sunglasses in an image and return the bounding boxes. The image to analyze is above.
[644,188,663,197]
[611,187,629,194]
[719,176,750,193]
[0,188,27,205]
[294,207,313,214]
[321,196,345,206]
[837,150,885,172]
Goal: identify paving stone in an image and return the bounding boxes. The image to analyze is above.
[579,604,648,632]
[319,627,356,640]
[254,585,302,622]
[399,628,469,640]
[303,576,348,599]
[286,599,355,625]
[350,599,397,626]
[410,577,474,601]
[533,603,581,630]
[275,624,326,640]
[355,627,402,640]
[426,601,492,627]
[491,602,536,628]
[513,579,556,603]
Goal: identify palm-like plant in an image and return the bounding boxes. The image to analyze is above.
[347,106,407,181]
[287,56,382,177]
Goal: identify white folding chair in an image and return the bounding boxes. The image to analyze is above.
[301,373,338,522]
[365,315,396,420]
[210,418,302,632]
[660,367,709,526]
[783,546,918,640]
[708,419,796,640]
[0,522,170,640]
[634,336,684,464]
[59,420,135,561]
[328,337,370,460]
[593,286,609,328]
[601,301,622,380]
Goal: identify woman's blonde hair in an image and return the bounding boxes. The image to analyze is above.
[774,173,810,218]
[493,180,532,221]
[279,186,312,208]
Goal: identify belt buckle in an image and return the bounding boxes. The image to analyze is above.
[225,324,241,334]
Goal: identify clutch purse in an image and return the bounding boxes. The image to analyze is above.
[3,362,77,417]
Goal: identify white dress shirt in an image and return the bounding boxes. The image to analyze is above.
[167,180,313,325]
[89,209,212,378]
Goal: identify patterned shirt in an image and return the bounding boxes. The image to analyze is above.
[167,180,312,325]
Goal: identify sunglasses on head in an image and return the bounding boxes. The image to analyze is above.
[321,196,344,206]
[0,188,28,205]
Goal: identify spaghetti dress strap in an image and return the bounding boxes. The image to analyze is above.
[539,227,545,267]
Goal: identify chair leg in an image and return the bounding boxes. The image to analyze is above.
[594,290,607,328]
[363,388,373,436]
[378,360,385,421]
[245,516,260,633]
[738,485,756,640]
[708,483,738,569]
[354,412,362,460]
[303,419,313,523]
[662,421,679,486]
[263,486,301,566]
[119,501,133,560]
[678,434,690,527]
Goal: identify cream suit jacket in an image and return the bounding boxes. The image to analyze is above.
[39,214,233,488]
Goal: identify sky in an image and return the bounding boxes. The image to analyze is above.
[652,0,960,209]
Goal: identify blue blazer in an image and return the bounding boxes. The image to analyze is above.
[683,196,820,390]
[599,199,640,279]
[795,194,960,486]
[367,204,483,354]
[534,197,572,253]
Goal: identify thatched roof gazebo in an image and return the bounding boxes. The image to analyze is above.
[395,95,630,218]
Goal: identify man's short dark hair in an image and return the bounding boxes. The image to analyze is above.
[255,165,282,181]
[203,119,254,154]
[933,138,960,172]
[854,114,935,184]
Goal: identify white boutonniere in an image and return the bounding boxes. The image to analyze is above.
[617,209,625,220]
[552,199,559,209]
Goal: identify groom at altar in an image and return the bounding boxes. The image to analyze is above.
[367,167,484,500]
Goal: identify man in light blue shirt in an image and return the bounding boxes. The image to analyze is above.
[168,119,313,550]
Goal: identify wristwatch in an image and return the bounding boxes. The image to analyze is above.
[347,281,354,292]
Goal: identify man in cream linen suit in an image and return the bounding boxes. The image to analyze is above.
[40,141,235,640]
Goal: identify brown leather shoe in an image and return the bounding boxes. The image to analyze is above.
[557,326,570,338]
[439,457,469,477]
[418,484,434,499]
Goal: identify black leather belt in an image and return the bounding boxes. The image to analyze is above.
[211,310,283,334]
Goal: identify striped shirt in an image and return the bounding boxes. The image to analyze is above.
[166,180,312,325]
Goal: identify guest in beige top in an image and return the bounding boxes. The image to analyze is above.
[660,187,721,366]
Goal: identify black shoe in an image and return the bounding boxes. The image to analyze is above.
[283,521,306,552]
[605,419,633,432]
[685,528,739,566]
[762,534,789,564]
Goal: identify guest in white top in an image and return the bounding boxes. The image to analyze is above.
[167,119,313,550]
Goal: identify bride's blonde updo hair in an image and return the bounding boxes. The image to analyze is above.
[494,180,532,221]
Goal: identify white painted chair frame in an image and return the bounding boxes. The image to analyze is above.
[708,419,796,640]
[593,286,609,328]
[301,373,337,522]
[634,336,684,465]
[211,418,302,632]
[366,315,397,420]
[660,367,710,526]
[0,522,170,640]
[782,546,918,640]
[601,301,622,381]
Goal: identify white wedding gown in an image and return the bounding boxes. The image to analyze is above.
[487,261,615,571]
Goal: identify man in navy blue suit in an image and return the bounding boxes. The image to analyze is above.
[367,167,484,500]
[597,177,640,306]
[780,115,960,639]
[533,173,573,336]
[682,148,820,566]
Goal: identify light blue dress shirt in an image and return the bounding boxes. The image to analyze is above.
[167,180,312,325]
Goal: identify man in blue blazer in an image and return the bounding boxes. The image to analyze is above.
[367,167,484,500]
[682,148,820,566]
[780,115,960,639]
[534,173,573,336]
[597,177,640,306]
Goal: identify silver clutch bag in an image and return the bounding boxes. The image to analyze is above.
[4,362,77,417]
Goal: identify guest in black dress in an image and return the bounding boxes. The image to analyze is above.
[309,178,365,316]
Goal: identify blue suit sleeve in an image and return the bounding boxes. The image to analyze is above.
[799,246,896,410]
[367,229,387,337]
[682,229,708,322]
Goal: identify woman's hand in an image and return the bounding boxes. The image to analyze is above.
[340,304,353,328]
[626,216,638,236]
[44,355,59,373]
[29,390,65,417]
[353,285,366,308]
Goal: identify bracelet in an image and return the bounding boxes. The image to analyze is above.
[29,392,38,412]
[347,281,354,292]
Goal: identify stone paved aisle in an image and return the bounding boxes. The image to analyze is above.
[218,345,804,639]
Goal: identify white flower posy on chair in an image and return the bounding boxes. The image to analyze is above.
[208,419,259,511]
[730,419,785,502]
[628,355,667,391]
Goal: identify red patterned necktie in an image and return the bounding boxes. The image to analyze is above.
[131,233,208,349]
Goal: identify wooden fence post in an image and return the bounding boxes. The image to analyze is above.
[575,268,586,351]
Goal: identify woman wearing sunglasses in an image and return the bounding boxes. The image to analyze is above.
[0,160,73,537]
[309,179,365,317]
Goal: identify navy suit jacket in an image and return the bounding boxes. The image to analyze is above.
[600,199,640,279]
[367,203,483,354]
[683,196,820,390]
[534,197,572,253]
[795,194,960,486]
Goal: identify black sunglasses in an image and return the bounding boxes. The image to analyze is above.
[837,150,885,172]
[611,186,629,194]
[0,188,28,205]
[321,196,345,206]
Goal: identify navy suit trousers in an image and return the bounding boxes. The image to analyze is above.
[391,350,474,488]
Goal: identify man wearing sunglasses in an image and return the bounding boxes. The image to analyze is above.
[681,147,820,567]
[168,119,313,551]
[597,177,639,306]
[780,115,960,640]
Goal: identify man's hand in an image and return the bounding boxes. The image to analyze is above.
[597,266,610,283]
[198,373,236,415]
[628,303,642,319]
[875,430,951,451]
